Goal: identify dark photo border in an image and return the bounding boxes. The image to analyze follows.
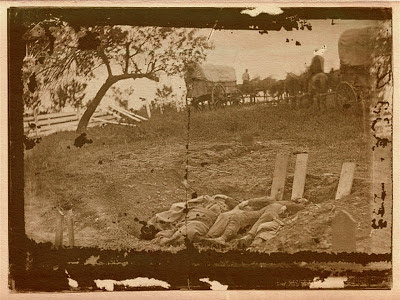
[8,6,394,292]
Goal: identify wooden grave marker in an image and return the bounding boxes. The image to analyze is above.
[291,153,309,200]
[331,209,357,252]
[270,153,289,201]
[145,100,152,118]
[335,162,356,200]
[55,210,64,249]
[66,209,75,247]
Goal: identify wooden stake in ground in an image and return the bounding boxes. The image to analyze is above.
[335,162,356,200]
[291,153,309,201]
[270,153,289,201]
[55,210,64,249]
[66,209,75,247]
[145,99,152,118]
[331,209,357,252]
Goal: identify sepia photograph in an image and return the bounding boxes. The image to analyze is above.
[6,3,396,294]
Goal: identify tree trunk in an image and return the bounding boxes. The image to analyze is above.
[76,77,115,134]
[76,73,156,134]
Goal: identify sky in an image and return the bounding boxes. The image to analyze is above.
[61,19,382,111]
[203,19,380,81]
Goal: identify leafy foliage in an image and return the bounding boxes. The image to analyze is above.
[22,21,213,130]
[110,86,135,110]
[50,79,87,112]
[155,84,175,112]
[23,22,213,90]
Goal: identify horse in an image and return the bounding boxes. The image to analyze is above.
[247,79,261,104]
[275,80,285,101]
[284,73,305,108]
[267,80,285,103]
[308,72,329,110]
[327,69,341,92]
[237,81,256,104]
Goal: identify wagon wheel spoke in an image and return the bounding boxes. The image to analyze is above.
[335,81,358,113]
[211,84,226,110]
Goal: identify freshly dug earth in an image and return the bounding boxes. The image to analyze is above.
[24,103,384,253]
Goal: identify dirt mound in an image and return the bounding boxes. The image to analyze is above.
[24,105,376,252]
[250,177,371,253]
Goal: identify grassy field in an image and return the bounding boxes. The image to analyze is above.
[24,101,378,252]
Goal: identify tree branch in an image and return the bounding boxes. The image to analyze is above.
[129,57,141,74]
[146,58,157,73]
[91,62,106,73]
[97,47,112,76]
[152,66,165,73]
[129,39,147,58]
[111,72,159,83]
[124,42,130,74]
[45,50,76,81]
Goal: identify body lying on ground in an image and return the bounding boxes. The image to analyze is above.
[236,201,305,248]
[142,194,306,247]
[200,197,299,246]
[145,194,239,245]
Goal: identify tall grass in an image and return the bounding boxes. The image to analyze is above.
[137,104,364,144]
[25,104,364,170]
[24,103,369,248]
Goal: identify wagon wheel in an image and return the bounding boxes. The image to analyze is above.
[229,89,245,106]
[211,84,227,109]
[335,81,358,112]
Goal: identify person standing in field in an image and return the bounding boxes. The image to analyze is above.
[242,69,250,93]
[242,69,255,103]
[242,69,250,84]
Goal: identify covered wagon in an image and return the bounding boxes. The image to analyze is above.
[335,26,385,111]
[184,63,244,110]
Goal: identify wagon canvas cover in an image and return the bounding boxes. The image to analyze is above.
[186,63,237,98]
[338,26,380,67]
[191,64,237,83]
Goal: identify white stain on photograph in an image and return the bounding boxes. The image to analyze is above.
[309,276,347,289]
[65,269,79,289]
[241,6,284,17]
[67,278,79,289]
[199,278,228,290]
[94,277,171,291]
[314,44,327,56]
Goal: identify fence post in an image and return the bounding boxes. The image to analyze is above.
[47,113,51,129]
[55,209,64,249]
[66,209,74,247]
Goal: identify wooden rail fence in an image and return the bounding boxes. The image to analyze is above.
[23,108,145,137]
[25,106,149,138]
